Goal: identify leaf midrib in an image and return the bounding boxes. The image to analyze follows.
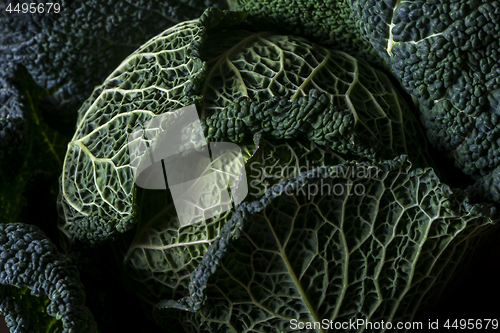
[263,195,326,333]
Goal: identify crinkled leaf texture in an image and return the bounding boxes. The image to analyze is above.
[154,156,498,332]
[245,136,348,197]
[0,223,97,333]
[0,0,228,117]
[199,26,433,166]
[58,8,434,244]
[230,0,500,203]
[115,141,256,306]
[113,135,347,310]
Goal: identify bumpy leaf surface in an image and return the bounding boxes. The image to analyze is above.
[57,18,210,242]
[245,136,348,197]
[155,157,497,332]
[0,0,228,117]
[0,223,97,333]
[227,0,384,67]
[230,0,500,202]
[199,29,431,166]
[115,135,346,308]
[58,9,433,243]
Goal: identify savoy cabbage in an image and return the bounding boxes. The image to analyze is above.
[1,3,500,333]
[229,0,500,202]
[57,9,435,243]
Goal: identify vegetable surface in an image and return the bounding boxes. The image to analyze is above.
[230,0,500,202]
[58,8,435,243]
[1,3,500,333]
[0,223,97,333]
